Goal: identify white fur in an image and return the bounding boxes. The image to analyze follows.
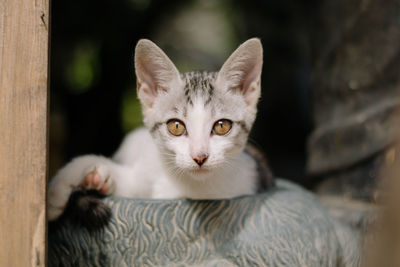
[48,39,263,221]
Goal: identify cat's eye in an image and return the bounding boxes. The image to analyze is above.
[167,119,186,136]
[212,119,232,136]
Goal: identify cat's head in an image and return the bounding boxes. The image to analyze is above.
[134,39,263,179]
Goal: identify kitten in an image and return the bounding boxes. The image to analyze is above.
[48,38,274,221]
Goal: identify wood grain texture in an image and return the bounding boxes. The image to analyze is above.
[0,0,49,266]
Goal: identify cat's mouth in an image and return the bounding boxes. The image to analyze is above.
[190,167,210,174]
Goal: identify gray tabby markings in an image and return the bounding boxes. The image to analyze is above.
[181,71,217,107]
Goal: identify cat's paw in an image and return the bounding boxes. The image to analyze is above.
[48,162,116,221]
[80,165,116,195]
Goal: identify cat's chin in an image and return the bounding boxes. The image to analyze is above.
[186,167,213,180]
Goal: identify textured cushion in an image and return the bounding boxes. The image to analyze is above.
[48,180,360,266]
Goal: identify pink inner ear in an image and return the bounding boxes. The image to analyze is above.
[137,82,157,108]
[137,79,155,98]
[241,60,262,95]
[137,58,160,96]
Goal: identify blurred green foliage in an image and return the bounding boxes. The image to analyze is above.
[66,42,100,94]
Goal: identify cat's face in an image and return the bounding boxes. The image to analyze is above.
[134,39,263,179]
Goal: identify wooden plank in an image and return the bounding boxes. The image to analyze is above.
[0,0,49,265]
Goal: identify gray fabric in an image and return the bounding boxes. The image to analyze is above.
[48,180,361,266]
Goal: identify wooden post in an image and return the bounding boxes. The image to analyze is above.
[0,0,49,265]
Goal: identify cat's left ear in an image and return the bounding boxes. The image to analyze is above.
[134,39,182,109]
[216,38,263,108]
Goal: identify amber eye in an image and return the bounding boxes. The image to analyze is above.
[167,119,186,136]
[212,119,232,135]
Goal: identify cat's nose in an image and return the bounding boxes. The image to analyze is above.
[193,154,208,167]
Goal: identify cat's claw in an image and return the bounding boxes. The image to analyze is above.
[80,165,116,195]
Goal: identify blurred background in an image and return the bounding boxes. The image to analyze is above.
[50,0,400,199]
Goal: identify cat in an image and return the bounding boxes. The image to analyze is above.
[48,38,274,222]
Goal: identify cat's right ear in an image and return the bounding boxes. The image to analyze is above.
[134,39,182,109]
[216,38,263,109]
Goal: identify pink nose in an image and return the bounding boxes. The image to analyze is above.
[193,154,208,167]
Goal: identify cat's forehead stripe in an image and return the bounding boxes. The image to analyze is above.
[181,71,217,106]
[204,83,214,106]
